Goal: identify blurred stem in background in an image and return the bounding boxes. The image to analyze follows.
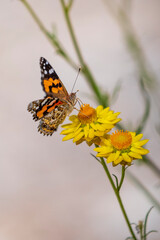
[19,0,160,209]
[103,0,160,177]
[103,0,157,89]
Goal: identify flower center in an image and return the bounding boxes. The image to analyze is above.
[110,130,132,150]
[78,104,97,124]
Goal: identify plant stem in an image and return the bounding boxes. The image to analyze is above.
[103,0,160,178]
[60,0,84,66]
[118,166,125,191]
[19,0,77,70]
[60,0,107,107]
[126,171,160,212]
[104,0,156,88]
[100,157,137,240]
[136,78,150,134]
[20,0,49,39]
[143,156,160,178]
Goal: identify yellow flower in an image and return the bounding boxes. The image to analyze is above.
[61,104,121,145]
[94,130,149,166]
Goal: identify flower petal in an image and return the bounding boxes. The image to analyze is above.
[90,122,98,130]
[130,147,149,155]
[73,132,84,142]
[122,153,131,163]
[99,107,110,116]
[89,128,95,139]
[114,151,120,160]
[132,139,149,147]
[128,151,142,159]
[69,115,79,122]
[62,132,76,141]
[61,128,76,135]
[96,105,103,115]
[132,134,143,143]
[61,123,73,128]
[114,156,123,165]
[107,153,115,163]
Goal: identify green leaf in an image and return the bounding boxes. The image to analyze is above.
[136,78,151,134]
[112,174,119,189]
[144,206,154,240]
[144,230,157,238]
[90,153,101,163]
[110,80,122,104]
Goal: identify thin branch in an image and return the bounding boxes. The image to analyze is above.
[60,0,107,107]
[126,172,160,212]
[136,78,150,134]
[90,153,101,163]
[19,0,78,70]
[100,157,137,240]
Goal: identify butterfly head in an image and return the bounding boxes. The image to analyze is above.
[68,92,77,106]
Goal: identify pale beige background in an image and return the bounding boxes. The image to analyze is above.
[0,0,160,239]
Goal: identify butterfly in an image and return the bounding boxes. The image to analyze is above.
[28,57,77,136]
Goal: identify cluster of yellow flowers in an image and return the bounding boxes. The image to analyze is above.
[61,104,149,166]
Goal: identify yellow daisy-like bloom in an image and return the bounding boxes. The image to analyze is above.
[61,104,121,145]
[94,130,149,166]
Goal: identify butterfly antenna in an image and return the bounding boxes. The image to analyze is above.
[71,66,81,93]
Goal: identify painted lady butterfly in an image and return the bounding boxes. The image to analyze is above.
[28,57,77,136]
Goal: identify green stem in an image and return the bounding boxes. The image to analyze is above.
[126,171,160,212]
[60,0,84,65]
[19,0,77,70]
[60,0,107,107]
[104,0,156,88]
[118,166,125,191]
[143,156,160,178]
[20,0,49,39]
[136,78,150,134]
[100,157,137,240]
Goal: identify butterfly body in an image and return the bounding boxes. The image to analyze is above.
[28,57,77,136]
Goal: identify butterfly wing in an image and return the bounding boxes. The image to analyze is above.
[28,96,68,136]
[38,104,68,136]
[27,96,64,121]
[40,57,69,99]
[28,57,75,136]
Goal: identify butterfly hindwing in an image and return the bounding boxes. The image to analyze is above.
[38,104,68,136]
[40,57,68,98]
[28,97,64,121]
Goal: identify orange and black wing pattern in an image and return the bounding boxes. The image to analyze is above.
[27,57,73,136]
[28,97,63,121]
[40,57,68,99]
[27,96,67,136]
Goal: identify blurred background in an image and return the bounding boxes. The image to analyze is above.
[0,0,160,239]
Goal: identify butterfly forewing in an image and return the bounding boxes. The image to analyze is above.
[40,57,69,98]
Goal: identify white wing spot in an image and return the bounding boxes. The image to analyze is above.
[44,70,47,74]
[49,69,54,74]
